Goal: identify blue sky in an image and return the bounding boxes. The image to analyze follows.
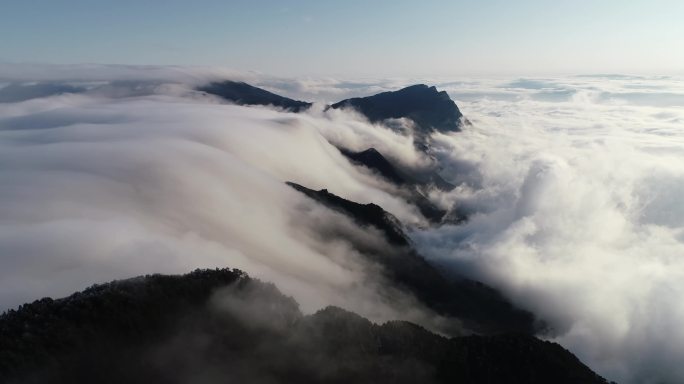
[1,0,683,76]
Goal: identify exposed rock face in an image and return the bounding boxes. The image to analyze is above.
[0,269,608,384]
[198,80,312,112]
[330,84,465,133]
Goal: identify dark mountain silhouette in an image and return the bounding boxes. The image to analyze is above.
[0,269,610,384]
[198,80,312,112]
[287,182,536,335]
[196,81,467,138]
[337,147,462,223]
[288,181,410,246]
[330,84,465,133]
[196,82,469,156]
[339,147,408,186]
[337,147,456,191]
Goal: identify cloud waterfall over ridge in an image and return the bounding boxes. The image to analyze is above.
[411,75,684,384]
[0,85,443,330]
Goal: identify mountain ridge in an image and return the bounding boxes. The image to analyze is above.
[286,182,538,335]
[198,80,313,112]
[0,268,610,384]
[336,146,462,223]
[197,81,466,135]
[330,84,466,133]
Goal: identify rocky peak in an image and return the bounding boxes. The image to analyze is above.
[330,84,464,133]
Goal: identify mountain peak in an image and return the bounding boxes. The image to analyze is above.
[330,84,464,133]
[198,80,312,112]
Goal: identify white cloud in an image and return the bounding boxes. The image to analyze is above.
[412,75,684,383]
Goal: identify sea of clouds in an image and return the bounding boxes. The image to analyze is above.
[1,64,684,383]
[0,64,443,329]
[419,75,684,384]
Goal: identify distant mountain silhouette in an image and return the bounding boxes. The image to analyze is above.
[287,182,536,335]
[0,83,85,103]
[330,84,465,133]
[0,269,609,384]
[287,181,410,246]
[197,81,467,137]
[337,147,456,191]
[198,80,312,112]
[339,147,408,186]
[337,147,464,223]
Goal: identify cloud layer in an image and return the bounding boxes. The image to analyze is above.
[2,67,684,383]
[411,74,684,383]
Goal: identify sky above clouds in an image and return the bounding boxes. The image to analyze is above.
[1,0,683,76]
